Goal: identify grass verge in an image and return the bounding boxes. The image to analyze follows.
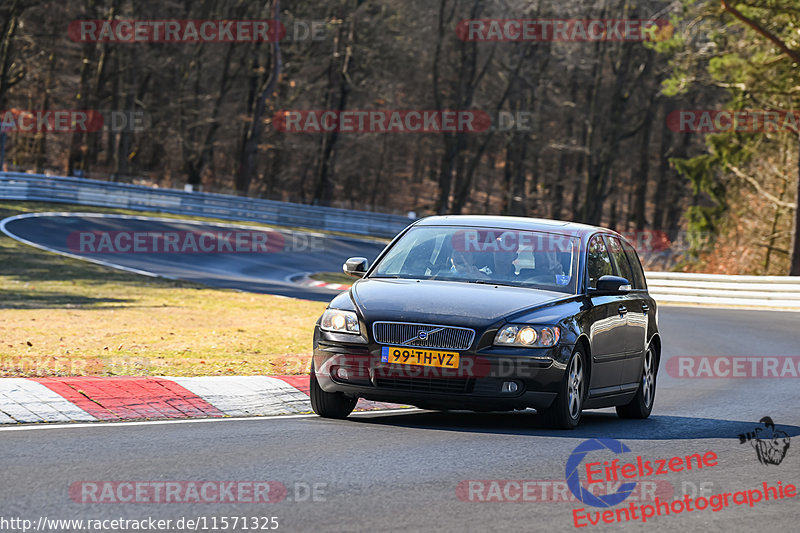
[0,201,327,377]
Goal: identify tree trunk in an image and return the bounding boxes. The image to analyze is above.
[552,78,579,220]
[504,130,527,216]
[237,1,281,195]
[652,102,674,231]
[789,134,800,275]
[0,0,25,110]
[433,0,488,214]
[583,41,636,225]
[666,132,693,240]
[67,39,95,176]
[313,6,352,206]
[633,95,656,229]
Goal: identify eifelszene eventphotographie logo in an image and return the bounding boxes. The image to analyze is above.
[565,438,719,508]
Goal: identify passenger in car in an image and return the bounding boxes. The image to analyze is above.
[491,250,518,282]
[450,248,488,278]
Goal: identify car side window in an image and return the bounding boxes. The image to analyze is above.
[621,239,647,290]
[586,235,613,289]
[606,236,635,286]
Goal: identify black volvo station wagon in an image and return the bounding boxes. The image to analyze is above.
[310,215,660,429]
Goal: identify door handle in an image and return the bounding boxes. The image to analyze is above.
[618,305,627,316]
[641,304,649,313]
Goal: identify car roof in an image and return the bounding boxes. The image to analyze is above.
[412,215,616,239]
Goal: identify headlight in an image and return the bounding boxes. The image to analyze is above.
[494,325,560,347]
[320,309,360,334]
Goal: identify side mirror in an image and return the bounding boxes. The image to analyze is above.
[593,275,631,294]
[343,257,369,278]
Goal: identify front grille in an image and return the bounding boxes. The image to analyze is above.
[374,377,473,394]
[372,321,475,350]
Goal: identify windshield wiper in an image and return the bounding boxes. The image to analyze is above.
[463,279,519,288]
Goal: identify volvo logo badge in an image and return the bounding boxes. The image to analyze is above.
[400,327,443,345]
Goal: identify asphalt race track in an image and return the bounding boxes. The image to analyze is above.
[1,214,799,532]
[1,307,798,532]
[0,213,389,301]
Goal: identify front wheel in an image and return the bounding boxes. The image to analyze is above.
[539,349,585,429]
[616,345,656,419]
[310,363,357,419]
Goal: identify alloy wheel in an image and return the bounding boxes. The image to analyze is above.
[568,353,584,419]
[642,347,655,408]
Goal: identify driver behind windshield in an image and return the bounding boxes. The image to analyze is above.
[531,250,565,282]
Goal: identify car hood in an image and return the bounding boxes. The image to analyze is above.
[351,278,569,328]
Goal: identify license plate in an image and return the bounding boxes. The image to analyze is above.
[380,346,460,368]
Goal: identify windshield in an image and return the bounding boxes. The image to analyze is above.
[370,226,580,294]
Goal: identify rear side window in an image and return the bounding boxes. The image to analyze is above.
[621,239,647,290]
[606,236,634,286]
[586,235,613,289]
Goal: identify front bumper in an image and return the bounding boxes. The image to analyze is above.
[313,327,574,411]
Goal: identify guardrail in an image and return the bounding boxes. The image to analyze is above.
[646,271,800,310]
[4,171,799,309]
[0,172,413,238]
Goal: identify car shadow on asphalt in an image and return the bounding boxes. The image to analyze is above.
[347,410,800,440]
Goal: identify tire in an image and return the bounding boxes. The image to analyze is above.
[616,345,656,419]
[539,348,586,430]
[309,362,357,419]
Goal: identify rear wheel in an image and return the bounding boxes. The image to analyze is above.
[539,349,585,429]
[616,345,656,419]
[309,362,357,419]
